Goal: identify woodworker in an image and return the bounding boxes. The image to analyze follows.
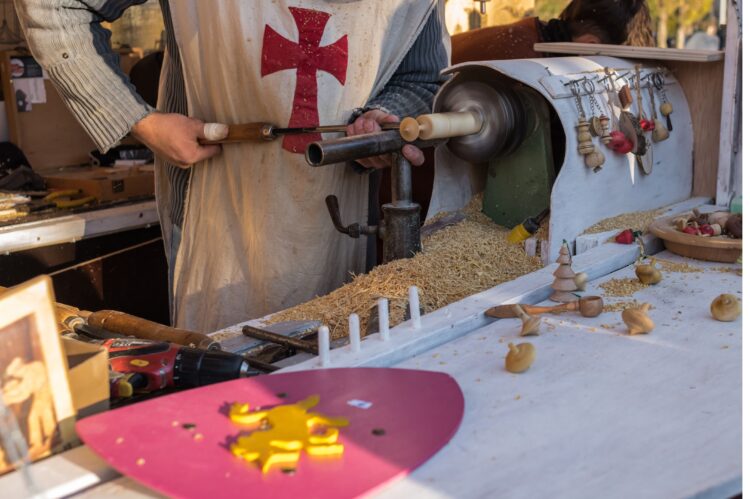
[16,1,450,332]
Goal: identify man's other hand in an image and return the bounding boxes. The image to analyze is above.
[131,113,223,168]
[346,110,424,169]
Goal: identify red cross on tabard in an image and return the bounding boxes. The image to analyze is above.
[261,7,348,154]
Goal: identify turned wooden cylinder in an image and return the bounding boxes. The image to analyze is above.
[400,111,482,142]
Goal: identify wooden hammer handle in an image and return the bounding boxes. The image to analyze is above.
[199,122,274,145]
[87,310,219,350]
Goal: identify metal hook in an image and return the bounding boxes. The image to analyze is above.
[582,78,596,95]
[651,72,665,89]
[564,77,586,87]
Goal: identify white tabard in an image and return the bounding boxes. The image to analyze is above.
[162,0,441,331]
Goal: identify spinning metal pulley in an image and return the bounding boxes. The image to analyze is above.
[306,70,534,263]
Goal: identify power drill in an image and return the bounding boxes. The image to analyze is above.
[70,323,253,399]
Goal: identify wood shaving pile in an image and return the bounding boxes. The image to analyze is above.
[269,196,543,339]
[583,207,667,235]
[599,277,649,297]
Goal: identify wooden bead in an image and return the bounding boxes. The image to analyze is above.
[660,102,673,116]
[578,131,592,142]
[578,142,595,155]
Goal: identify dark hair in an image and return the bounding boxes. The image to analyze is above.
[559,0,655,46]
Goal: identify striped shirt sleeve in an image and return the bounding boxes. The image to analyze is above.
[362,7,449,118]
[14,0,154,153]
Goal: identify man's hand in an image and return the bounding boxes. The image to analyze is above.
[131,112,223,168]
[346,110,424,169]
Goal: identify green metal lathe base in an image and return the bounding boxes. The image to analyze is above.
[482,90,555,228]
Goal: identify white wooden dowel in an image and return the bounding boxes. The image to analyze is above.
[524,237,537,257]
[318,326,330,367]
[348,314,361,353]
[409,286,422,329]
[378,298,390,341]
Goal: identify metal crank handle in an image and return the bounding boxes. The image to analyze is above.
[325,195,379,239]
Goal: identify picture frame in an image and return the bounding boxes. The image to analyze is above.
[0,275,76,475]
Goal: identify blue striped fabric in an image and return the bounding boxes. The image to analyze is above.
[16,0,446,227]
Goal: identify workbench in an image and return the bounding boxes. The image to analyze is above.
[0,199,158,255]
[0,243,740,498]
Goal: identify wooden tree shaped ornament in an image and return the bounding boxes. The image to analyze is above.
[550,241,578,303]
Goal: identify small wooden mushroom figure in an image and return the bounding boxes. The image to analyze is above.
[635,260,663,285]
[622,303,655,335]
[505,342,536,373]
[513,304,541,336]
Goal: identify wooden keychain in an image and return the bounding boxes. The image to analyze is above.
[648,72,669,142]
[570,80,605,172]
[584,78,611,145]
[636,72,655,133]
[653,70,673,131]
[602,67,632,155]
[633,65,653,174]
[618,72,646,157]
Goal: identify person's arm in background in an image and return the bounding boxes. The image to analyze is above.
[348,6,449,169]
[14,0,220,167]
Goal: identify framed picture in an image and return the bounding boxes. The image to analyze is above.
[0,276,76,475]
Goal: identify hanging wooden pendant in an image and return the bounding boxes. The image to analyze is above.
[660,102,673,131]
[589,115,602,137]
[576,119,595,155]
[599,115,611,144]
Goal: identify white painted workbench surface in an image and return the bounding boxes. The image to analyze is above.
[375,252,742,499]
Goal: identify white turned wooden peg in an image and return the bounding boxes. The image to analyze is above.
[400,111,482,142]
[378,298,390,341]
[348,314,361,353]
[318,326,330,367]
[409,286,422,329]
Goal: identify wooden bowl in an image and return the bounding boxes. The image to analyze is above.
[649,216,742,263]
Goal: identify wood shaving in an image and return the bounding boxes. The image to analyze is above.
[650,257,701,273]
[268,195,542,339]
[583,207,667,235]
[599,278,649,297]
[709,266,741,274]
[603,300,642,312]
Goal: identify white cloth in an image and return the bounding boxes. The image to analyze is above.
[165,0,438,332]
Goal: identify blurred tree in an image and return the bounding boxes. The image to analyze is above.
[648,0,713,47]
[534,0,569,20]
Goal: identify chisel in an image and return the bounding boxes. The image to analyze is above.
[199,122,400,145]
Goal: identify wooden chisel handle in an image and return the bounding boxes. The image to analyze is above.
[87,310,219,350]
[198,122,275,145]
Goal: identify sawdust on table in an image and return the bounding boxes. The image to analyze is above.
[603,300,643,312]
[268,194,543,340]
[650,257,702,273]
[599,277,649,297]
[583,206,668,235]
